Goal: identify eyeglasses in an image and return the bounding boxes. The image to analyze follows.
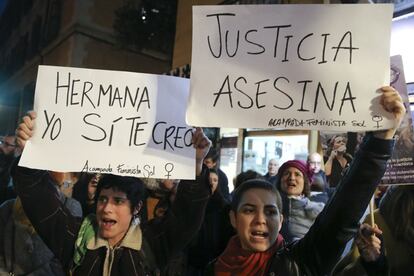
[0,140,17,148]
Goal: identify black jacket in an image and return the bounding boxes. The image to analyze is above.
[270,134,393,275]
[186,190,234,271]
[210,134,395,276]
[12,166,210,276]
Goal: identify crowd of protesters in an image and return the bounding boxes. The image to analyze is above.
[0,86,412,275]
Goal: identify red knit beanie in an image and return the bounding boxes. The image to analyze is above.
[278,160,313,183]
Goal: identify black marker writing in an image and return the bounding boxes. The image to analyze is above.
[54,71,151,112]
[164,163,174,179]
[205,13,359,64]
[213,75,357,116]
[372,115,383,129]
[81,113,148,147]
[143,165,155,178]
[152,122,193,150]
[42,110,62,141]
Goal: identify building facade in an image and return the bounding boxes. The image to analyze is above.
[0,0,173,134]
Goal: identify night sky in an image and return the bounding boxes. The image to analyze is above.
[0,0,6,16]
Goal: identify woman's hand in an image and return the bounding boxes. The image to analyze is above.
[374,86,406,140]
[355,223,383,262]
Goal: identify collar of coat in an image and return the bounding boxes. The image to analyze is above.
[87,222,142,251]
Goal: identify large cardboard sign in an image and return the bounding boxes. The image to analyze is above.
[382,55,414,185]
[187,4,395,131]
[19,66,196,179]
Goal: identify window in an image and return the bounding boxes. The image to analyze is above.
[243,131,308,176]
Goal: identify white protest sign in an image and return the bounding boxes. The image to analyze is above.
[187,4,395,131]
[19,66,196,179]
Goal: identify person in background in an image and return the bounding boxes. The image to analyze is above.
[0,198,63,275]
[307,153,327,189]
[333,185,414,276]
[207,86,405,276]
[230,169,264,200]
[203,148,230,201]
[325,135,353,188]
[72,173,101,217]
[14,112,212,275]
[141,178,180,224]
[0,134,19,204]
[49,171,80,198]
[148,178,185,276]
[276,160,325,242]
[307,152,330,203]
[397,120,414,151]
[264,158,279,185]
[152,179,179,219]
[48,171,83,218]
[234,170,264,191]
[185,168,234,275]
[0,170,82,275]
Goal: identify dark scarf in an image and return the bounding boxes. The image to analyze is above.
[0,152,13,174]
[0,153,14,187]
[215,234,284,276]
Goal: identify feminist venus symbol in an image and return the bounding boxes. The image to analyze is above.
[164,163,174,179]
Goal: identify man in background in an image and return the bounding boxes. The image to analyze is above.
[307,152,330,203]
[0,134,19,204]
[264,158,279,185]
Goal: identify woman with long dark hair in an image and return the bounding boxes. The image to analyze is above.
[72,173,100,217]
[333,185,414,276]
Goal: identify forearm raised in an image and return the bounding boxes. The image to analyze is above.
[12,162,81,269]
[294,134,394,274]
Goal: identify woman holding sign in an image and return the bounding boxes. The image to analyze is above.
[13,117,212,276]
[206,87,405,276]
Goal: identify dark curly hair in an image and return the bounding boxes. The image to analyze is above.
[96,174,144,214]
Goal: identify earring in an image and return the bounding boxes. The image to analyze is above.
[132,215,140,226]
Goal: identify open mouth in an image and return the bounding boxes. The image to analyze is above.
[101,218,117,228]
[251,231,269,238]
